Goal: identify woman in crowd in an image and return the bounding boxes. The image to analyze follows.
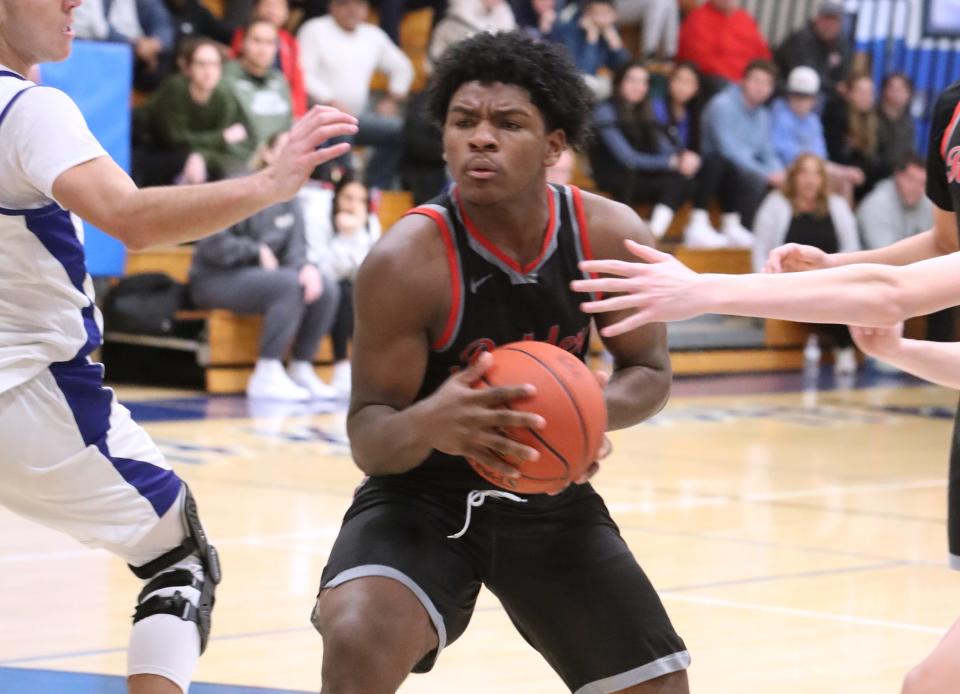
[823,72,884,201]
[590,59,698,240]
[190,134,341,401]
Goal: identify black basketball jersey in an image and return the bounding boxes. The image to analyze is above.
[397,182,601,491]
[924,81,960,569]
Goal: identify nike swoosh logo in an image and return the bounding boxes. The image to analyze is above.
[470,274,493,293]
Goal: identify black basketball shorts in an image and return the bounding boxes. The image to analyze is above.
[316,478,689,693]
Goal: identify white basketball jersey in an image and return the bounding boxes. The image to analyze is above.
[0,68,107,394]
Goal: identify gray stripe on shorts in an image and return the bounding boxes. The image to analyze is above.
[951,554,960,571]
[323,564,448,658]
[573,650,691,694]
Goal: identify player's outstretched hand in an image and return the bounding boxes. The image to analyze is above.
[849,323,905,361]
[428,351,546,480]
[267,106,358,200]
[763,242,832,274]
[572,240,706,337]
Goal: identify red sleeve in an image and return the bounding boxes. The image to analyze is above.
[676,9,711,71]
[230,29,243,58]
[282,32,308,118]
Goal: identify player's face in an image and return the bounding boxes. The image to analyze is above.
[0,0,80,70]
[895,163,926,208]
[443,81,566,205]
[188,45,222,93]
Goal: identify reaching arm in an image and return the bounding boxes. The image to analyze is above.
[573,241,960,336]
[53,106,357,250]
[581,193,672,427]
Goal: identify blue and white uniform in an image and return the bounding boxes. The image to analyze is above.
[0,66,182,553]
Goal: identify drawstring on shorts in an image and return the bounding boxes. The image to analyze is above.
[447,489,527,539]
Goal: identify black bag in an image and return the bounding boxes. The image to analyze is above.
[103,273,187,336]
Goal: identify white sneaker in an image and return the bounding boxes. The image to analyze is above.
[721,213,755,248]
[287,361,338,399]
[683,210,727,249]
[247,359,311,401]
[833,347,858,375]
[331,361,351,396]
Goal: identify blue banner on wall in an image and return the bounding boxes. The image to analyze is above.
[40,40,132,277]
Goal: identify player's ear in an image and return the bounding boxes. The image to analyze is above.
[543,129,567,168]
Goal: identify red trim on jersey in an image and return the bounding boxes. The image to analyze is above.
[405,207,462,351]
[454,187,557,275]
[941,100,960,160]
[570,186,603,300]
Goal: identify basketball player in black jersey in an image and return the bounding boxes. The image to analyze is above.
[572,82,960,692]
[309,32,690,694]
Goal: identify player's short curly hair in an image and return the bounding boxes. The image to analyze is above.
[427,31,594,151]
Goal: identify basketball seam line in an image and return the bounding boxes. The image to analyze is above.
[479,374,571,481]
[498,347,591,469]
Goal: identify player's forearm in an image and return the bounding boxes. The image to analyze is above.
[827,229,942,268]
[347,400,439,476]
[874,339,960,390]
[605,363,671,429]
[118,171,278,249]
[698,265,907,326]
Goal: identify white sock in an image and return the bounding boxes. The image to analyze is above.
[648,203,674,239]
[288,360,315,378]
[254,358,282,375]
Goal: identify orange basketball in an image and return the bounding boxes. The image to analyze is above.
[469,341,607,494]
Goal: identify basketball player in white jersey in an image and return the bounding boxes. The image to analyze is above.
[0,1,357,692]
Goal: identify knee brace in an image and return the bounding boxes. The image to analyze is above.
[129,484,222,654]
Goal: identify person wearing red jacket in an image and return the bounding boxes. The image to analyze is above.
[232,0,308,117]
[677,0,770,97]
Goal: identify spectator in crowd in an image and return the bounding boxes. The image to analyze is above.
[876,72,917,179]
[699,58,784,244]
[518,0,563,41]
[222,20,294,160]
[652,60,701,154]
[399,90,447,204]
[771,66,863,195]
[676,0,770,100]
[751,153,860,373]
[163,0,233,50]
[856,152,932,250]
[614,0,678,60]
[427,0,516,68]
[309,174,381,396]
[823,71,883,201]
[134,39,250,186]
[556,0,630,99]
[231,0,308,117]
[589,60,697,239]
[73,0,176,91]
[298,0,414,188]
[775,0,851,105]
[190,134,342,401]
[371,0,447,46]
[547,148,576,185]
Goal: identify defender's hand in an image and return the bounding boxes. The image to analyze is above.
[573,240,706,336]
[763,243,832,274]
[427,351,546,480]
[850,323,905,361]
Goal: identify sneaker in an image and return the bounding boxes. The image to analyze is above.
[331,361,351,396]
[833,346,858,375]
[247,360,311,401]
[720,213,755,248]
[287,361,338,399]
[683,210,727,249]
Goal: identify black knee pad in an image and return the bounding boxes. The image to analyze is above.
[129,484,222,653]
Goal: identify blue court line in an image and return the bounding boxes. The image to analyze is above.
[0,667,312,693]
[0,626,311,667]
